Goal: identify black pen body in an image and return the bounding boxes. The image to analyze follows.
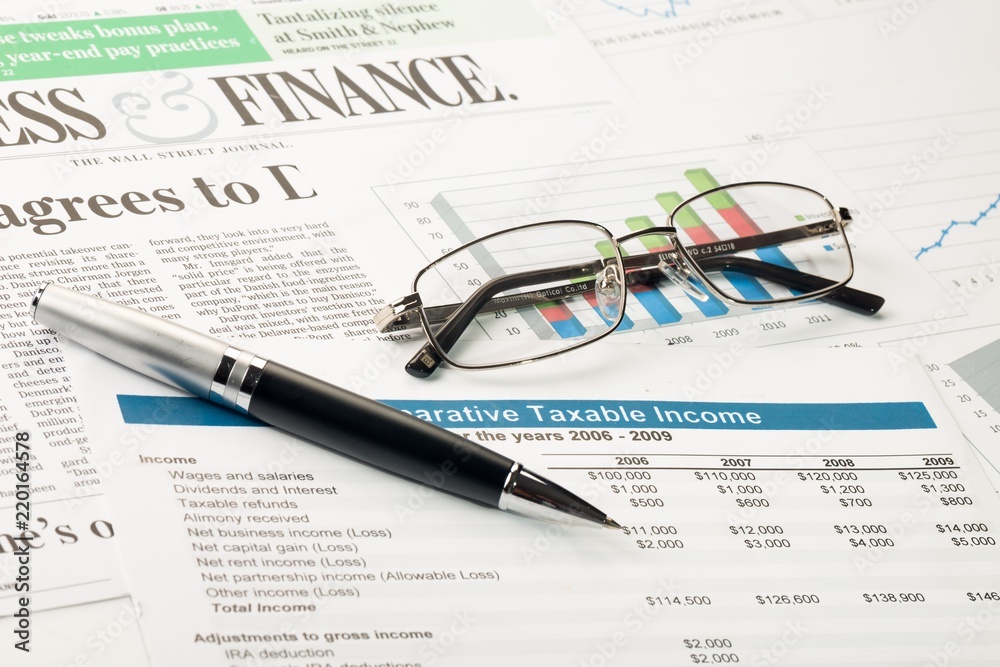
[248,361,515,507]
[31,282,615,528]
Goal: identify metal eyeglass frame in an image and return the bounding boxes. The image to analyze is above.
[374,181,885,378]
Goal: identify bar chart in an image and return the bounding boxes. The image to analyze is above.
[430,165,808,340]
[372,146,933,348]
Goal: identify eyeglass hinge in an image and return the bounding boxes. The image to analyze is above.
[373,292,422,332]
[838,207,852,227]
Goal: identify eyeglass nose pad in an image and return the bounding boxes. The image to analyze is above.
[595,263,624,322]
[658,259,710,302]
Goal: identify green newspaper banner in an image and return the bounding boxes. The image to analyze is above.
[0,11,271,81]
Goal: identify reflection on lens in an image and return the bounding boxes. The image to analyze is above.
[414,221,625,368]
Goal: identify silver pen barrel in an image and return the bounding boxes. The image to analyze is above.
[31,283,265,411]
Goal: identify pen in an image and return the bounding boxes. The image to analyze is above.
[31,282,620,529]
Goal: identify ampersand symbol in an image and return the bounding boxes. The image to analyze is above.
[112,71,218,143]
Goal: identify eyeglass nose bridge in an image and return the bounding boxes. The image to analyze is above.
[657,251,709,302]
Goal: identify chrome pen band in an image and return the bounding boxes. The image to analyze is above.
[210,346,269,413]
[498,462,522,511]
[29,286,45,319]
[499,462,607,528]
[238,356,268,412]
[209,348,239,404]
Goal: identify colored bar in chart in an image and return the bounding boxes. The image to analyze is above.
[684,168,795,271]
[624,216,729,318]
[656,192,718,245]
[685,168,763,237]
[536,301,588,339]
[642,201,772,305]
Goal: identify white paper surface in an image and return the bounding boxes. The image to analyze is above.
[0,0,998,659]
[66,340,1000,666]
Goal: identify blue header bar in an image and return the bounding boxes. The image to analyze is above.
[383,400,935,430]
[118,395,262,427]
[118,395,936,431]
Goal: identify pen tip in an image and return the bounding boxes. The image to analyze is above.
[603,517,622,530]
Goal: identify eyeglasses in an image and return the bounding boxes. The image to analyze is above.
[374,181,884,378]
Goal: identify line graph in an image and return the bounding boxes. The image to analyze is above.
[572,0,802,56]
[600,0,693,19]
[914,193,1000,261]
[572,0,916,65]
[813,106,1000,305]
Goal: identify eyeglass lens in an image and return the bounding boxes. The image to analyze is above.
[621,183,851,306]
[414,222,624,368]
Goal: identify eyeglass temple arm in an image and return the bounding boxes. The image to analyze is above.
[389,213,879,377]
[390,253,882,335]
[380,227,881,335]
[382,256,682,333]
[397,258,881,379]
[696,256,884,315]
[682,211,852,259]
[380,278,602,333]
[377,214,855,332]
[683,209,883,314]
